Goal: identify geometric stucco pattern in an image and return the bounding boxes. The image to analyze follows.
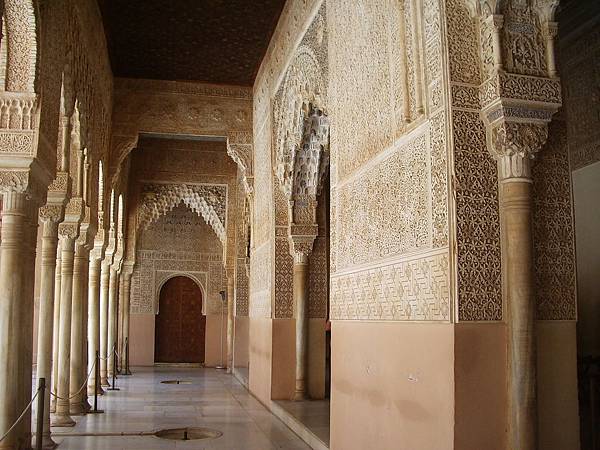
[532,119,577,320]
[560,18,600,170]
[327,0,451,321]
[330,250,449,321]
[448,0,503,321]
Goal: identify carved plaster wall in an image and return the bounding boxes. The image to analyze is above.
[250,0,451,323]
[327,0,450,321]
[559,11,600,170]
[130,204,226,314]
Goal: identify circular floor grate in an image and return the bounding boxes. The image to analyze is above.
[160,379,191,384]
[154,427,222,441]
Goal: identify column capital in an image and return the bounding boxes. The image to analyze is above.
[289,234,316,265]
[39,204,64,224]
[489,121,549,181]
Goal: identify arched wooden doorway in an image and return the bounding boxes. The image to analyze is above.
[155,276,206,363]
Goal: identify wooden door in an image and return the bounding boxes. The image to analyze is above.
[155,276,205,363]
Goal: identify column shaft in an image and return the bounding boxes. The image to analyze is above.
[20,205,37,445]
[35,218,59,449]
[52,236,76,427]
[99,263,110,386]
[69,243,87,414]
[293,259,310,401]
[121,273,132,370]
[87,256,102,395]
[0,191,29,450]
[107,268,118,377]
[226,275,235,373]
[501,180,537,449]
[50,247,61,413]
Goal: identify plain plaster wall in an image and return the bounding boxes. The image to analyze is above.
[573,161,600,357]
[454,322,507,450]
[537,321,580,450]
[330,321,455,450]
[249,317,273,406]
[234,316,249,369]
[129,312,225,366]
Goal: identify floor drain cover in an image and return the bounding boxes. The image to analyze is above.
[154,427,222,441]
[160,380,191,384]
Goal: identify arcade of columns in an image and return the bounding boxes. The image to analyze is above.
[0,0,589,449]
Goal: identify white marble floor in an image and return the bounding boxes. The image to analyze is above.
[47,367,311,450]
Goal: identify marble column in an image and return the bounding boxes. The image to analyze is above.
[69,242,88,414]
[52,229,77,427]
[87,252,103,395]
[0,190,33,450]
[19,202,38,446]
[99,262,110,386]
[226,271,235,373]
[498,155,537,450]
[35,206,62,449]
[50,246,61,413]
[107,267,118,378]
[292,251,310,401]
[121,271,132,373]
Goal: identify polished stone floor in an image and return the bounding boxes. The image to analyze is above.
[276,400,330,447]
[47,367,311,450]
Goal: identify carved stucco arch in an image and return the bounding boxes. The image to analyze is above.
[273,45,327,203]
[137,183,228,244]
[155,272,208,315]
[2,0,38,92]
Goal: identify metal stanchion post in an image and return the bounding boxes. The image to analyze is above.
[122,337,132,376]
[106,345,120,391]
[88,351,104,414]
[35,378,45,450]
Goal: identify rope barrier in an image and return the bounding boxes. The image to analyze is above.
[0,387,41,443]
[49,359,96,401]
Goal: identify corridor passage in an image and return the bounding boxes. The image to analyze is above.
[49,368,311,450]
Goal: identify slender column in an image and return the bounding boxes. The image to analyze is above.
[0,191,30,450]
[99,262,110,386]
[484,121,551,450]
[117,274,125,372]
[35,206,62,449]
[20,204,38,446]
[87,253,103,395]
[50,246,61,413]
[52,230,77,427]
[226,271,235,373]
[121,271,132,370]
[69,242,88,414]
[107,267,118,378]
[498,156,537,450]
[292,251,310,401]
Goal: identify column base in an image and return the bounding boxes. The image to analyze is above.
[69,401,87,416]
[35,433,58,450]
[292,390,308,401]
[51,414,76,427]
[100,377,110,387]
[88,385,105,396]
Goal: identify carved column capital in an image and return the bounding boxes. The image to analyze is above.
[289,234,316,265]
[39,204,64,224]
[58,222,80,240]
[489,121,549,180]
